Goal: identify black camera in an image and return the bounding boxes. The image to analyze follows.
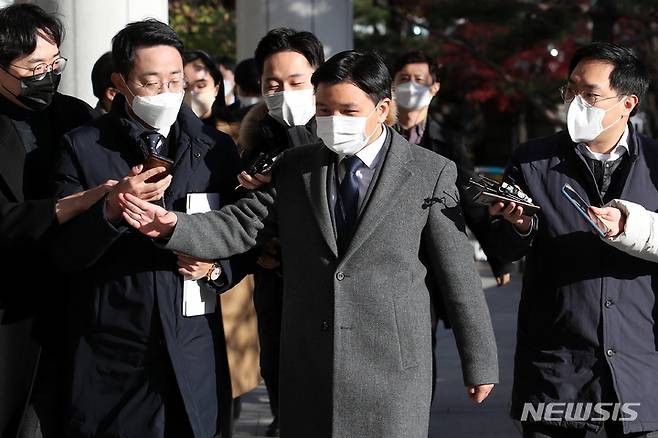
[466,174,540,215]
[246,150,284,176]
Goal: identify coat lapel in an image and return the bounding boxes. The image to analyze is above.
[301,145,339,258]
[341,129,414,261]
[0,115,26,201]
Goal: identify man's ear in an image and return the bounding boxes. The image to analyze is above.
[111,72,130,99]
[623,94,638,116]
[377,97,391,123]
[430,81,440,96]
[105,87,117,102]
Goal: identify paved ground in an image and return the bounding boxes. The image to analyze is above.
[233,261,523,437]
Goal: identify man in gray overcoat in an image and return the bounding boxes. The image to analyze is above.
[120,50,499,438]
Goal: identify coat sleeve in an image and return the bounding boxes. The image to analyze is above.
[164,185,278,261]
[0,192,56,250]
[447,140,512,277]
[486,157,537,263]
[422,160,499,386]
[602,199,658,262]
[199,132,259,292]
[49,135,128,272]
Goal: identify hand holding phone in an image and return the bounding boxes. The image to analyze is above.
[561,183,610,237]
[142,153,174,183]
[235,150,283,190]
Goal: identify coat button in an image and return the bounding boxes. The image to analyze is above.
[321,321,329,331]
[604,299,614,308]
[194,151,201,158]
[336,271,345,281]
[606,348,615,357]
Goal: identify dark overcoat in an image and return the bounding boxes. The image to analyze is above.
[489,125,658,434]
[51,97,242,438]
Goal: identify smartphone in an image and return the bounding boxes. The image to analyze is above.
[561,183,609,237]
[246,150,284,176]
[142,153,174,183]
[472,191,541,216]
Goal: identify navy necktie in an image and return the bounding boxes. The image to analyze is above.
[142,131,163,155]
[335,155,364,251]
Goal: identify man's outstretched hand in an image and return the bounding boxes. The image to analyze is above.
[120,192,178,238]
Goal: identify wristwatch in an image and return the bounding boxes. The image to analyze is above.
[206,263,222,282]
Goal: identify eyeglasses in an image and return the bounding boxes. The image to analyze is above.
[129,78,188,95]
[10,57,67,80]
[559,85,624,107]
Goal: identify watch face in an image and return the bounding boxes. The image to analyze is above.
[210,267,221,281]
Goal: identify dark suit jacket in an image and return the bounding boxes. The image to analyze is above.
[0,93,95,438]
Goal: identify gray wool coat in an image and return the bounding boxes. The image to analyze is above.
[164,128,499,438]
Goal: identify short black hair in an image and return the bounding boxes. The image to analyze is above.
[311,50,391,105]
[254,27,324,77]
[111,19,184,77]
[91,52,113,99]
[214,55,235,72]
[568,42,649,115]
[392,50,440,83]
[234,58,260,95]
[184,50,223,86]
[0,3,64,68]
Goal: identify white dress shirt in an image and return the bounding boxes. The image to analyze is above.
[577,127,629,162]
[330,125,388,213]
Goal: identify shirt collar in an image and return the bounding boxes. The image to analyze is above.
[339,124,387,169]
[577,127,629,162]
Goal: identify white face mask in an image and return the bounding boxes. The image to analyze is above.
[184,90,215,118]
[264,88,316,127]
[223,79,234,96]
[566,95,625,143]
[395,81,433,110]
[316,106,379,156]
[239,95,262,107]
[122,76,183,131]
[131,92,184,131]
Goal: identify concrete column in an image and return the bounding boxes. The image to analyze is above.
[32,0,168,106]
[236,0,353,62]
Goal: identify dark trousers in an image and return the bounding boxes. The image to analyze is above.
[17,347,68,438]
[523,423,658,438]
[252,268,283,418]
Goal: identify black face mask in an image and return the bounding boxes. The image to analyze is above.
[15,71,61,111]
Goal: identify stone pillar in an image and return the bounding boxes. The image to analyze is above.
[31,0,168,105]
[236,0,353,62]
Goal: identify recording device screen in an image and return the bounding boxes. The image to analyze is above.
[561,183,609,237]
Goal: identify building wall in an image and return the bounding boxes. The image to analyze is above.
[236,0,353,61]
[31,0,168,106]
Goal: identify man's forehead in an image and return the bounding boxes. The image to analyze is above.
[316,82,370,102]
[131,46,183,74]
[19,33,59,65]
[570,60,613,84]
[263,51,313,75]
[398,62,430,75]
